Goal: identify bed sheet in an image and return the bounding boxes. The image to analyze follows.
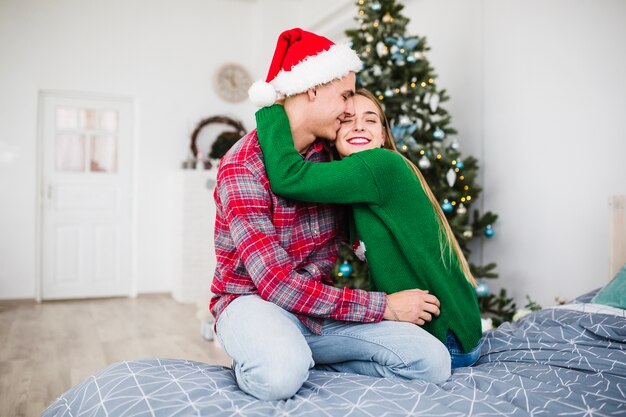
[42,295,625,417]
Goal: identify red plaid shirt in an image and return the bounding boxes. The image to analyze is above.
[209,130,386,334]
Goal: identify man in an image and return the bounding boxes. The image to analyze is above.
[210,28,449,401]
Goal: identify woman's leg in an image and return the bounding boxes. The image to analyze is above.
[307,319,451,383]
[445,331,483,369]
[215,295,314,400]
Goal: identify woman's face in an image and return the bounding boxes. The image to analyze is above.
[335,94,386,157]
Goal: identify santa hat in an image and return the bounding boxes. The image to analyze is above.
[248,28,362,107]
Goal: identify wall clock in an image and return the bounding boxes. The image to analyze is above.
[213,63,253,103]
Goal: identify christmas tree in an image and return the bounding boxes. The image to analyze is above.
[332,0,516,325]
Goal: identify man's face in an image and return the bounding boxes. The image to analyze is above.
[309,72,356,141]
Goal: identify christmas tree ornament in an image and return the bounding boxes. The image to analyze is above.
[450,139,460,150]
[475,281,490,298]
[455,159,464,170]
[484,225,495,238]
[382,12,393,23]
[404,37,419,50]
[354,240,367,262]
[463,229,473,239]
[441,199,453,213]
[429,93,440,112]
[418,155,431,169]
[370,1,381,11]
[433,127,445,140]
[456,203,467,215]
[365,33,373,43]
[338,260,353,278]
[376,42,388,57]
[446,168,457,187]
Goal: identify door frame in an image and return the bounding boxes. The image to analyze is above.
[35,90,138,302]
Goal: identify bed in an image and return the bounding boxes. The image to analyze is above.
[40,288,625,417]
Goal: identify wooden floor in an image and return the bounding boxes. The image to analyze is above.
[0,294,231,417]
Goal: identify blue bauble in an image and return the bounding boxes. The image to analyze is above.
[441,199,453,213]
[484,225,495,238]
[455,160,464,170]
[475,281,490,298]
[338,261,353,278]
[433,127,445,140]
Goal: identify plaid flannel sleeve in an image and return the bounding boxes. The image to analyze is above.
[217,162,386,323]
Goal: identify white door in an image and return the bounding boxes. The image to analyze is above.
[39,92,134,300]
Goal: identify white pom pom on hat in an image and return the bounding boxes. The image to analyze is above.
[249,28,362,107]
[248,80,277,107]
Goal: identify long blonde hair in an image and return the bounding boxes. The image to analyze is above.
[355,88,477,287]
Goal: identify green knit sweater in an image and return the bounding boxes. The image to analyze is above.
[256,104,481,352]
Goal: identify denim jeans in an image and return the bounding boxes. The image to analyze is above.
[216,295,451,401]
[445,330,483,369]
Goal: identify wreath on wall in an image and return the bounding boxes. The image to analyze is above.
[189,115,246,162]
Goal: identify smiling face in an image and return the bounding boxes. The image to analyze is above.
[335,94,387,157]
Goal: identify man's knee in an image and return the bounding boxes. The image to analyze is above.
[235,352,311,401]
[404,335,451,383]
[419,341,451,383]
[384,322,451,383]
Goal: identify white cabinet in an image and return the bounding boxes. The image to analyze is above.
[173,169,218,307]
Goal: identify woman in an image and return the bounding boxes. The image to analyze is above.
[256,89,482,367]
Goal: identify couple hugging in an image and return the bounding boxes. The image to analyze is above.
[209,27,482,401]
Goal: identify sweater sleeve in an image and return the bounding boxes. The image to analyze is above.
[256,104,381,204]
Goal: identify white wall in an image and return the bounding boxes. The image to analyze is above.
[1,0,625,307]
[404,0,626,306]
[482,0,626,306]
[0,0,323,299]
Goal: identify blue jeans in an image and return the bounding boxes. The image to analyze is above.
[445,330,483,369]
[216,295,451,400]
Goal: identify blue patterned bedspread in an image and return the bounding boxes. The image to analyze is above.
[41,298,626,417]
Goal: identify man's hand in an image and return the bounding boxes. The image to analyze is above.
[384,289,441,326]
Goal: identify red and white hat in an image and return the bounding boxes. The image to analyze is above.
[248,28,362,107]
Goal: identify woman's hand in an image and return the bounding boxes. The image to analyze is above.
[384,289,441,326]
